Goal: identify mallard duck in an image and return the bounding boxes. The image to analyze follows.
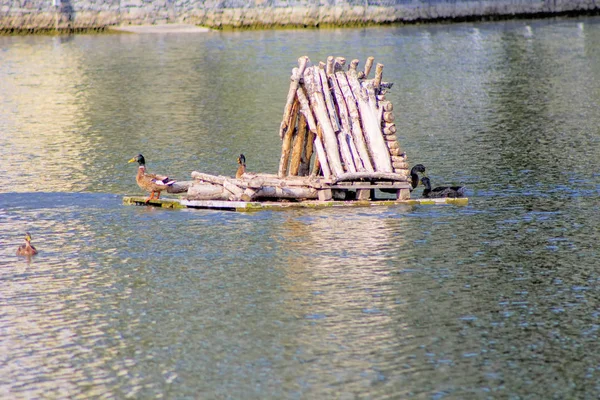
[410,164,426,190]
[128,154,176,203]
[16,232,38,256]
[236,154,246,179]
[421,176,466,198]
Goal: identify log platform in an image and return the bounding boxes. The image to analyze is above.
[124,55,469,211]
[123,195,468,212]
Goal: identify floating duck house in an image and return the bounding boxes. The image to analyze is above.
[124,56,467,211]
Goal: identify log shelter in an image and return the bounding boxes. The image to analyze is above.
[184,55,412,204]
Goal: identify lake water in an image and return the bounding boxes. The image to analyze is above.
[2,17,600,398]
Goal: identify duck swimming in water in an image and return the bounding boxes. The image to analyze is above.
[16,232,38,256]
[128,154,176,203]
[421,176,466,198]
[236,154,246,179]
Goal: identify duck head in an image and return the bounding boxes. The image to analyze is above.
[128,154,146,166]
[411,164,426,175]
[237,154,246,165]
[420,176,432,190]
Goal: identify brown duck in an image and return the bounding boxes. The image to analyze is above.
[128,154,176,203]
[16,232,38,256]
[236,154,246,179]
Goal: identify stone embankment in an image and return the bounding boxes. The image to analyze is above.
[1,0,599,32]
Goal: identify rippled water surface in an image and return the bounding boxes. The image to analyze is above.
[2,18,600,398]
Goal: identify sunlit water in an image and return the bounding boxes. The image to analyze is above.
[2,18,600,398]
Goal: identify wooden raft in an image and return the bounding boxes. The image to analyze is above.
[123,55,468,211]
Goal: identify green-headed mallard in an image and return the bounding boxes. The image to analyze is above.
[421,176,466,198]
[16,232,38,256]
[128,154,176,203]
[236,154,246,179]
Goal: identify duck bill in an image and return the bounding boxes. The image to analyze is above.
[128,157,137,163]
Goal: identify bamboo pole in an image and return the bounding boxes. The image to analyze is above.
[279,57,309,139]
[304,66,344,176]
[335,71,374,172]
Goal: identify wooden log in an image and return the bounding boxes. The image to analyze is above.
[223,179,246,200]
[389,148,402,156]
[383,111,395,123]
[384,134,397,142]
[380,101,393,112]
[349,59,359,72]
[337,131,357,173]
[326,56,335,75]
[296,86,317,133]
[279,56,309,139]
[186,183,230,200]
[332,171,408,183]
[364,56,374,78]
[191,171,226,185]
[313,134,331,178]
[387,141,400,150]
[356,189,371,200]
[304,128,315,175]
[335,71,374,172]
[330,74,364,172]
[254,186,318,200]
[374,63,384,90]
[167,181,192,193]
[289,113,307,176]
[392,161,409,169]
[347,74,393,173]
[278,99,299,177]
[240,175,324,189]
[187,182,318,201]
[362,79,379,118]
[318,68,341,133]
[383,124,397,135]
[397,188,410,200]
[304,66,344,176]
[318,188,333,201]
[391,155,406,163]
[335,57,346,71]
